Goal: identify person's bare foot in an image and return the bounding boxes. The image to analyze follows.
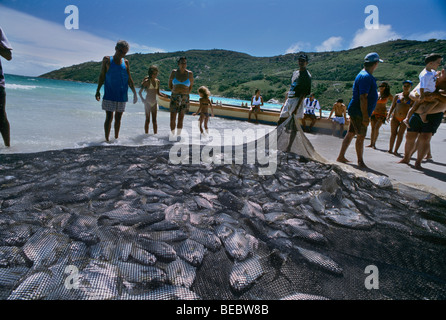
[336,157,351,163]
[393,151,400,156]
[358,161,368,169]
[366,144,373,148]
[398,158,409,164]
[414,162,423,170]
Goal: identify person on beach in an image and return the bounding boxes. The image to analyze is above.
[248,89,264,123]
[0,27,12,147]
[387,80,414,155]
[168,56,194,137]
[278,54,311,126]
[193,86,214,135]
[403,54,443,127]
[367,81,393,149]
[399,67,446,170]
[139,66,168,134]
[336,52,382,168]
[301,93,322,132]
[328,99,347,138]
[95,40,137,142]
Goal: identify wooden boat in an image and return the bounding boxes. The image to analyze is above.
[157,95,349,135]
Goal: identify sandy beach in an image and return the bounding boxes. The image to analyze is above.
[306,122,446,199]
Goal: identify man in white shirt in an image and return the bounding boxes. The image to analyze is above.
[302,93,322,132]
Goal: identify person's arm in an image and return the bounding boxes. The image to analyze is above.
[188,71,194,94]
[95,56,109,101]
[360,93,369,125]
[328,105,334,119]
[210,99,214,117]
[0,45,12,61]
[260,96,264,107]
[156,79,167,98]
[318,102,322,119]
[343,106,347,121]
[125,60,137,104]
[168,70,175,91]
[138,81,146,103]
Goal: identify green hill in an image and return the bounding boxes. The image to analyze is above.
[40,39,446,109]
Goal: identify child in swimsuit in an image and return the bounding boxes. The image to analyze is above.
[403,54,442,127]
[139,65,168,134]
[193,86,214,135]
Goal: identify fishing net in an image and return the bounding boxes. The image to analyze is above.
[0,133,445,300]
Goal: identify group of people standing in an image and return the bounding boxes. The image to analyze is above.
[335,52,445,170]
[94,41,214,141]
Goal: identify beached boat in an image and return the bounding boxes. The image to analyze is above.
[157,95,349,135]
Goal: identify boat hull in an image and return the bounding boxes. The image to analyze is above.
[157,95,349,135]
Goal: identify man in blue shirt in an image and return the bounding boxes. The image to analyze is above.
[337,52,382,168]
[0,27,12,147]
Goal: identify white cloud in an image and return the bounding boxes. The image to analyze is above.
[0,5,165,76]
[350,24,401,49]
[315,36,344,52]
[285,42,312,54]
[407,31,446,41]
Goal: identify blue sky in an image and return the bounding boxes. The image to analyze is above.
[1,0,446,76]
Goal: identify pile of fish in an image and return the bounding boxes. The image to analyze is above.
[0,144,445,300]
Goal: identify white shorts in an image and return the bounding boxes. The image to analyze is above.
[279,98,304,120]
[102,99,126,113]
[332,116,345,125]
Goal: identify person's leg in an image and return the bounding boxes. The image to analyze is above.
[367,118,377,148]
[394,123,407,155]
[114,112,123,139]
[355,134,367,168]
[414,133,432,169]
[177,109,186,135]
[145,109,150,134]
[170,111,177,133]
[399,131,418,164]
[388,118,398,153]
[337,132,355,163]
[104,111,114,142]
[309,116,317,131]
[373,121,383,149]
[339,123,344,138]
[151,107,158,134]
[0,88,10,147]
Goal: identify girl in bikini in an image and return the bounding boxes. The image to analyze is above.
[193,86,214,135]
[387,80,414,155]
[139,66,168,134]
[367,81,393,149]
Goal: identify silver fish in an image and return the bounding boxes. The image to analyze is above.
[295,246,343,275]
[166,258,196,289]
[282,219,327,244]
[137,239,177,262]
[23,229,70,269]
[325,208,374,230]
[0,246,28,267]
[120,285,200,300]
[8,271,52,300]
[281,293,329,300]
[130,245,157,266]
[0,224,33,247]
[0,266,29,289]
[139,230,188,242]
[115,261,166,285]
[187,224,222,252]
[177,239,207,267]
[229,256,263,292]
[222,230,251,261]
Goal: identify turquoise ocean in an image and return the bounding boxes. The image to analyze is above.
[2,74,282,154]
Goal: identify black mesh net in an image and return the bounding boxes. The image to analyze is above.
[0,129,445,300]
